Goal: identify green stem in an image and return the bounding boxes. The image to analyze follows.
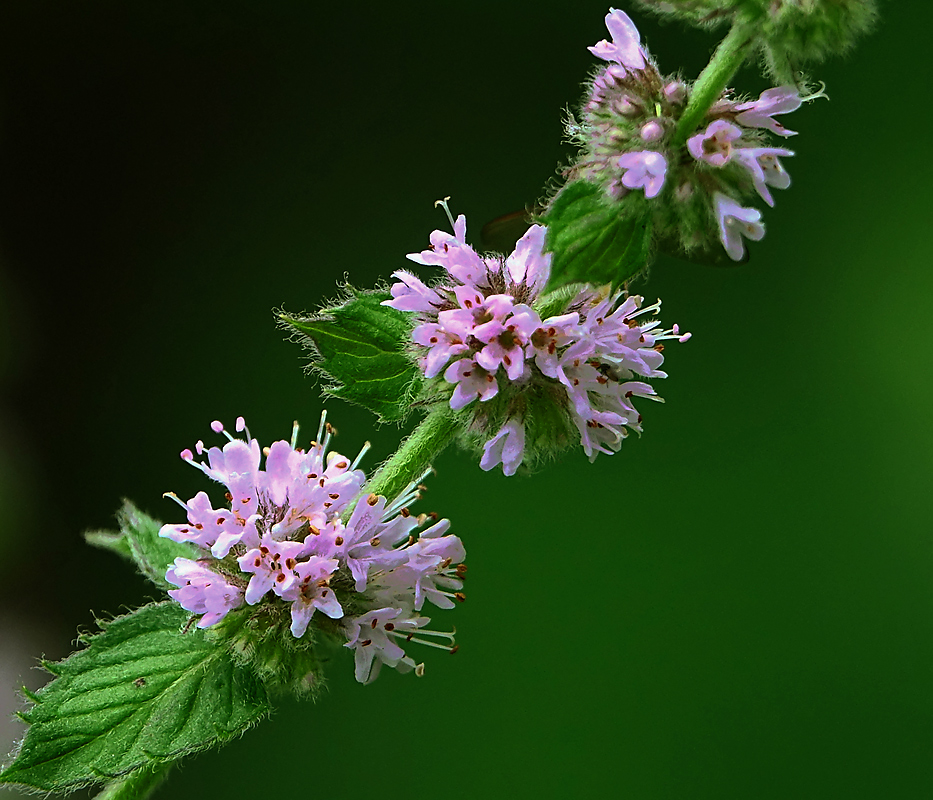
[95,764,171,800]
[351,408,459,513]
[672,21,757,147]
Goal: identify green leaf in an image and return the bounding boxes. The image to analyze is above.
[543,180,652,291]
[85,500,198,590]
[279,287,421,423]
[0,602,270,793]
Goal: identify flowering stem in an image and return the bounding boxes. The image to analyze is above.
[357,407,459,507]
[94,764,171,800]
[672,21,757,147]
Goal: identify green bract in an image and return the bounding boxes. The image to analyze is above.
[0,602,271,793]
[279,287,421,423]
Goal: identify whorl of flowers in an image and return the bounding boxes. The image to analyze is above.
[160,414,465,685]
[384,208,689,476]
[570,8,825,261]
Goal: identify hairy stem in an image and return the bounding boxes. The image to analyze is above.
[351,408,459,513]
[95,764,170,800]
[672,22,757,147]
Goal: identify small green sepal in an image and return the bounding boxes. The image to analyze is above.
[279,286,421,423]
[543,180,652,292]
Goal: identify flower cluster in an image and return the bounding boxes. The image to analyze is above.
[161,415,465,685]
[384,209,689,475]
[570,8,819,261]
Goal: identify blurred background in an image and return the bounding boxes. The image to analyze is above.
[0,1,930,797]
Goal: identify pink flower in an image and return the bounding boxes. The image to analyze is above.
[238,534,307,605]
[714,193,765,261]
[687,120,743,168]
[289,556,343,638]
[588,8,647,71]
[734,87,802,137]
[616,151,667,198]
[480,420,526,477]
[406,213,487,287]
[526,313,581,380]
[412,322,470,379]
[444,357,500,410]
[473,305,541,382]
[733,147,794,207]
[344,607,429,685]
[166,558,244,628]
[385,270,444,313]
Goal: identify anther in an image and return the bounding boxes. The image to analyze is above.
[367,493,379,506]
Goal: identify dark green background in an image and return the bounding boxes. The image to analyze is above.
[1,2,930,797]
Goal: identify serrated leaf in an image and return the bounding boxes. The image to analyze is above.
[0,602,269,793]
[85,500,197,590]
[280,287,420,423]
[543,180,652,291]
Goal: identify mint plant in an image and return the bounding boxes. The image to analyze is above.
[1,3,876,798]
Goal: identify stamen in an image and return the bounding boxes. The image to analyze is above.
[315,410,327,446]
[235,416,252,440]
[434,196,457,231]
[351,441,371,471]
[393,628,456,642]
[162,491,189,511]
[322,421,336,453]
[290,420,300,450]
[388,632,457,652]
